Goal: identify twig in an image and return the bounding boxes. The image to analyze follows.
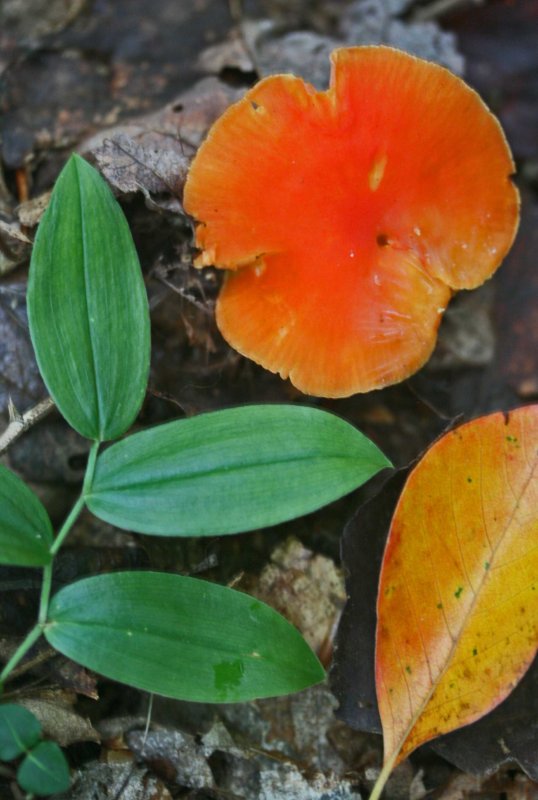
[153,265,214,316]
[0,397,55,456]
[111,694,154,800]
[411,0,483,22]
[228,0,243,24]
[5,646,57,683]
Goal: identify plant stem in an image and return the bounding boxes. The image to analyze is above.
[49,441,99,556]
[0,626,41,684]
[0,442,101,686]
[49,494,85,557]
[38,563,53,626]
[82,440,99,496]
[1,556,52,684]
[411,0,480,22]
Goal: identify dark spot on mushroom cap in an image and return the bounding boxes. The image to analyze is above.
[377,233,390,247]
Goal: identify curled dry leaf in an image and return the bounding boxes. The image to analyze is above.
[78,78,244,217]
[248,536,346,660]
[197,31,255,76]
[17,191,52,228]
[17,692,99,748]
[91,133,188,199]
[372,406,538,797]
[81,77,244,170]
[0,219,31,275]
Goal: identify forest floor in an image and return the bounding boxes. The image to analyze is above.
[0,0,537,798]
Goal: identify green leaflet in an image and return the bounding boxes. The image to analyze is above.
[27,154,150,441]
[0,465,52,566]
[17,741,71,795]
[46,571,325,702]
[87,404,391,536]
[0,705,41,760]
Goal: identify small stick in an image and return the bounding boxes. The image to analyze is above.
[228,0,243,24]
[14,168,29,204]
[412,0,483,22]
[0,397,55,456]
[1,645,58,685]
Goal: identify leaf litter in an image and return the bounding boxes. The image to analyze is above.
[1,0,537,796]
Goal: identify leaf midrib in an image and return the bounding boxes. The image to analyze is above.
[90,452,382,495]
[74,161,103,440]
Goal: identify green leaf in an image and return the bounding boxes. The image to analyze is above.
[87,404,391,536]
[27,154,150,441]
[0,705,41,760]
[0,466,52,566]
[17,741,70,795]
[45,571,325,702]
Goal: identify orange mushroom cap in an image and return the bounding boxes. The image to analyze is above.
[183,46,519,397]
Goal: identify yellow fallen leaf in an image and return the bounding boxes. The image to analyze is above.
[372,406,538,799]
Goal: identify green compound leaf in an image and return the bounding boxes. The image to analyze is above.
[17,741,71,795]
[46,571,325,702]
[87,404,391,536]
[0,705,41,760]
[27,154,150,441]
[0,466,52,566]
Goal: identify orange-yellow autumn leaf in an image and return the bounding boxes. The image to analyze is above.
[373,406,538,798]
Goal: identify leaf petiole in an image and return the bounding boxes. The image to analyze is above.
[82,440,99,496]
[49,440,99,557]
[369,751,400,800]
[49,495,85,558]
[38,563,53,626]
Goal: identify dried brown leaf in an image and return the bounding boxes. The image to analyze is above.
[18,691,99,747]
[91,133,188,199]
[249,536,346,659]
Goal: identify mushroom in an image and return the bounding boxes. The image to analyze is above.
[183,46,519,397]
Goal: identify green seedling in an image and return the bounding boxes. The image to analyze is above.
[0,155,391,793]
